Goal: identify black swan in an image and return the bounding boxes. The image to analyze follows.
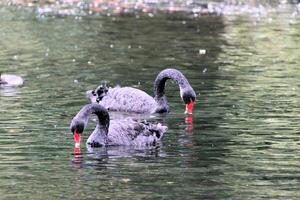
[0,73,24,87]
[86,68,196,114]
[70,104,168,147]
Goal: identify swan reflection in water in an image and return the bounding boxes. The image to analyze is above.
[179,115,194,149]
[0,86,20,97]
[72,144,164,169]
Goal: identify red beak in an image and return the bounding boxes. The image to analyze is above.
[73,131,81,144]
[74,146,81,155]
[185,100,194,114]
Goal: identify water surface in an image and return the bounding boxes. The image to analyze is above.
[0,4,299,200]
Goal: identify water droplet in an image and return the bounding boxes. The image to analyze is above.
[74,80,78,83]
[291,11,297,18]
[199,49,206,55]
[13,55,18,60]
[280,0,287,4]
[268,18,272,23]
[72,59,76,62]
[148,13,154,17]
[128,45,131,49]
[110,44,114,48]
[182,21,186,25]
[88,61,92,65]
[202,68,207,73]
[121,178,131,183]
[75,142,80,148]
[288,19,295,25]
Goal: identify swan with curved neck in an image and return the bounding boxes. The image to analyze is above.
[86,68,196,114]
[70,104,167,147]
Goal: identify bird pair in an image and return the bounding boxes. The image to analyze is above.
[70,68,196,148]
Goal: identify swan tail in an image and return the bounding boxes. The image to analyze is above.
[144,122,168,140]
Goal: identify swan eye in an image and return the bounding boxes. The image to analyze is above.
[96,98,100,103]
[91,90,96,96]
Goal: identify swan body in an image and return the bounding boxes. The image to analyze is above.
[86,68,196,114]
[0,73,24,87]
[87,86,158,113]
[70,104,167,147]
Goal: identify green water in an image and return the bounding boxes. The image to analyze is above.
[0,5,299,200]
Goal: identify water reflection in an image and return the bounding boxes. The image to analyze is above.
[72,144,164,169]
[72,146,83,168]
[178,115,193,148]
[0,86,21,96]
[0,2,299,199]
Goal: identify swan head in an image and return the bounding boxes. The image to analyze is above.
[181,89,196,114]
[70,119,85,145]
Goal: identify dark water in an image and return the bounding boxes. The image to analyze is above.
[0,4,299,200]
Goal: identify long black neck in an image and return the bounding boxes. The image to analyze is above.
[73,104,110,138]
[154,68,193,101]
